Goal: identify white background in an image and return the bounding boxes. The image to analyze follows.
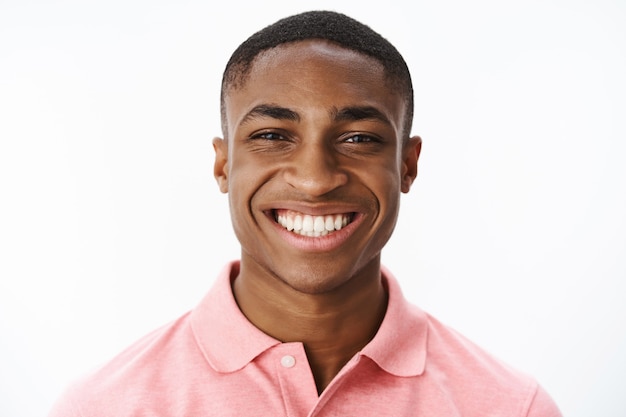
[1,0,625,416]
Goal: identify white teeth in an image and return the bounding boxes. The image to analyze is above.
[294,215,303,231]
[314,216,325,233]
[302,215,314,233]
[276,211,352,237]
[325,215,334,231]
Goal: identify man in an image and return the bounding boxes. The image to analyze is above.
[49,10,562,416]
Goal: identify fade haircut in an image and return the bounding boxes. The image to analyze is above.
[220,10,414,139]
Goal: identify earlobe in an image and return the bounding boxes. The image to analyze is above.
[401,136,422,193]
[212,137,229,193]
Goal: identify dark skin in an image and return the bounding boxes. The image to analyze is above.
[232,255,388,392]
[213,40,421,393]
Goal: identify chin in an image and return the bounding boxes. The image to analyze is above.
[274,261,365,295]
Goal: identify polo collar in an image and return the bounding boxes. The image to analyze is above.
[359,266,428,377]
[190,262,281,373]
[191,262,428,376]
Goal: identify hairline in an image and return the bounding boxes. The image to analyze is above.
[220,39,413,142]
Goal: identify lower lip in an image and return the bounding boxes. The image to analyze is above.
[268,213,363,252]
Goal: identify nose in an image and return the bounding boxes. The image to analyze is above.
[282,142,348,197]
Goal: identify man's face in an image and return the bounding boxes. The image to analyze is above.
[214,40,420,294]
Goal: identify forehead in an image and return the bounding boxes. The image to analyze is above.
[224,40,406,133]
[249,39,382,79]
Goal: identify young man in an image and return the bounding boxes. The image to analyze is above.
[49,10,562,416]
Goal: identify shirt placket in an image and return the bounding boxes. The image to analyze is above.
[273,343,319,417]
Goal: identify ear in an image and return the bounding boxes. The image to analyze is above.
[400,135,422,193]
[212,137,229,193]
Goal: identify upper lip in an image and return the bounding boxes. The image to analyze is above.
[260,201,363,217]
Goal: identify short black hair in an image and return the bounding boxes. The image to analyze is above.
[220,10,414,139]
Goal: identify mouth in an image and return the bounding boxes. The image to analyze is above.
[273,209,354,238]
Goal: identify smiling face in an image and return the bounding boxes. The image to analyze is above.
[214,40,421,294]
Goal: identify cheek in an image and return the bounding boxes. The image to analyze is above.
[365,163,402,197]
[367,167,403,226]
[225,161,254,228]
[226,155,274,226]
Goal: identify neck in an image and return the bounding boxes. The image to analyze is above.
[233,257,388,394]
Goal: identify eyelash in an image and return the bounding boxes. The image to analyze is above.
[250,131,380,144]
[343,134,379,144]
[252,131,288,141]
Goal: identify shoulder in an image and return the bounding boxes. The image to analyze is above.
[378,268,561,416]
[422,312,561,416]
[47,263,242,417]
[49,312,198,417]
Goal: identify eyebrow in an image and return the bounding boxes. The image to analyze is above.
[238,103,392,127]
[240,104,300,125]
[331,105,392,126]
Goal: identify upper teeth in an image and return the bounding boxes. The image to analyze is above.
[276,211,351,237]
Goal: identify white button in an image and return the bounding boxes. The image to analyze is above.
[280,355,296,368]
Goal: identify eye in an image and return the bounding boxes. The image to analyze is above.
[252,131,287,141]
[343,134,378,144]
[245,129,294,153]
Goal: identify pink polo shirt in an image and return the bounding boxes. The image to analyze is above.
[49,262,561,416]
